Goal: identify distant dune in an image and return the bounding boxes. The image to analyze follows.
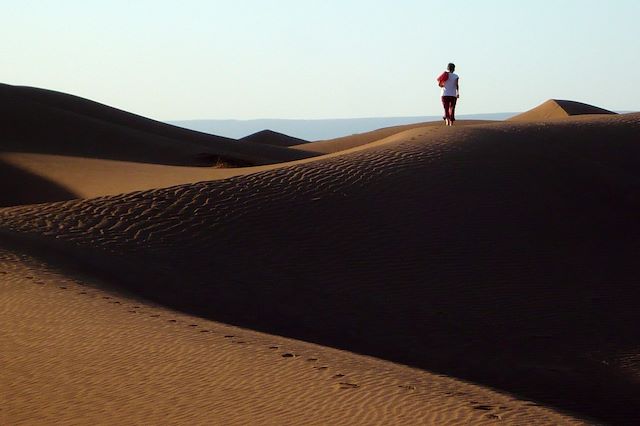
[239,129,309,147]
[509,99,616,121]
[0,83,317,166]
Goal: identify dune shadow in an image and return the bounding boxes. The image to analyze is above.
[0,159,78,206]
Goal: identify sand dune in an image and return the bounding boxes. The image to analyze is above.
[1,249,583,425]
[509,99,616,121]
[0,123,468,205]
[0,94,495,206]
[0,153,245,205]
[0,83,317,166]
[293,119,494,154]
[240,129,309,147]
[0,125,446,205]
[2,110,639,423]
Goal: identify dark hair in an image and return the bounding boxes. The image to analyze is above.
[447,63,455,72]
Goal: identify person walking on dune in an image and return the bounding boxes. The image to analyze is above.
[436,63,460,126]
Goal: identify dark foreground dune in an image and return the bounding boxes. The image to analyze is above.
[2,109,640,423]
[2,249,581,425]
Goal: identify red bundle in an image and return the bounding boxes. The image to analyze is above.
[437,71,449,87]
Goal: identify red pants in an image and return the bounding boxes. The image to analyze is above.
[442,96,457,121]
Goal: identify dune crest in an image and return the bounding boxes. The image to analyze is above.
[293,119,495,154]
[240,129,309,147]
[509,99,616,121]
[0,83,318,166]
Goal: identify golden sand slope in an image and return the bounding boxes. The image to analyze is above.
[0,249,585,425]
[508,99,616,121]
[2,112,639,423]
[0,153,243,204]
[292,120,494,154]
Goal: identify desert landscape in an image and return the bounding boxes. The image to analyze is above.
[2,83,640,424]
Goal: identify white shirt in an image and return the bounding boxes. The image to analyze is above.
[441,72,459,97]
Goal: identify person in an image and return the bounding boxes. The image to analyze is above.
[437,63,460,126]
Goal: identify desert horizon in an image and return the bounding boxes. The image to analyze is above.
[2,79,640,424]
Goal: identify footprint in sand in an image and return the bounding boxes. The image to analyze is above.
[473,405,493,411]
[168,319,177,323]
[307,358,318,362]
[200,330,210,333]
[281,353,296,358]
[224,335,234,338]
[59,286,67,290]
[149,314,160,318]
[334,382,359,390]
[78,291,87,295]
[315,366,328,370]
[268,346,279,349]
[333,374,345,378]
[399,385,416,390]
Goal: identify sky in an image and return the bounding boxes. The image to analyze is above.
[2,1,639,120]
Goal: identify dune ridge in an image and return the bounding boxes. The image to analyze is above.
[292,119,494,154]
[2,112,640,423]
[0,83,318,166]
[240,129,309,147]
[508,99,616,121]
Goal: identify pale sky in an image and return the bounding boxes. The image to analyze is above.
[3,1,639,120]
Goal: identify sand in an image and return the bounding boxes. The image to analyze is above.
[0,249,583,425]
[240,130,309,147]
[508,99,616,121]
[291,119,494,154]
[1,91,639,424]
[0,83,318,167]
